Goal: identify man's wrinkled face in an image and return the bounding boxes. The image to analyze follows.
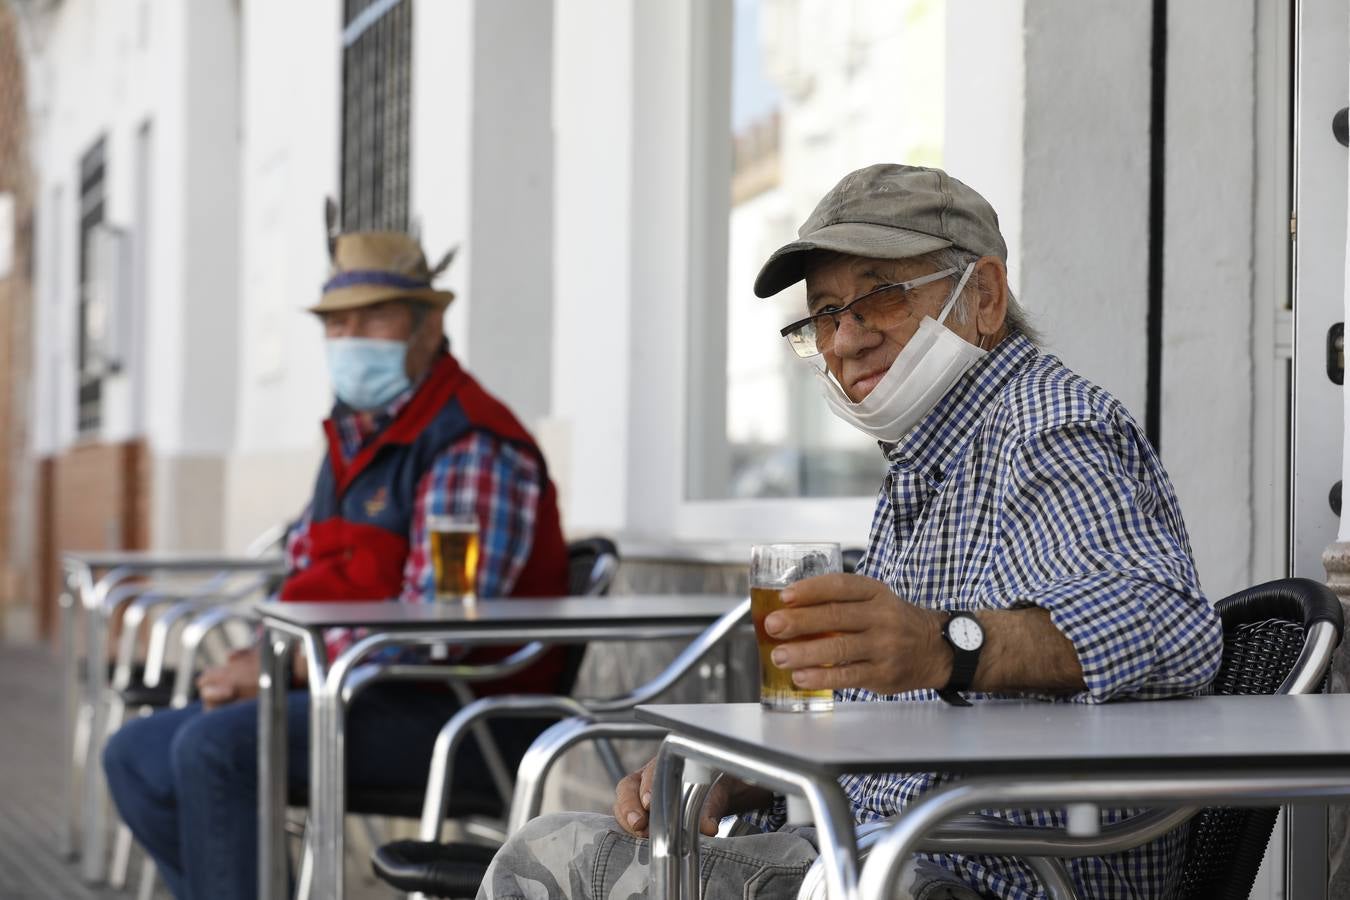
[319,300,416,341]
[803,253,974,402]
[319,299,444,382]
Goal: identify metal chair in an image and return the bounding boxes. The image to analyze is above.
[798,576,1345,900]
[370,594,755,898]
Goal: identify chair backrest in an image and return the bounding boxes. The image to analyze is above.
[1176,578,1344,900]
[555,537,621,696]
[842,547,866,575]
[567,536,620,597]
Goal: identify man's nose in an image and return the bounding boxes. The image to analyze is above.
[831,312,881,357]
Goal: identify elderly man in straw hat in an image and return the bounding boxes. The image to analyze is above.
[103,231,569,900]
[478,165,1221,899]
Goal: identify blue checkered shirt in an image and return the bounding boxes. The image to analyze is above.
[752,332,1223,899]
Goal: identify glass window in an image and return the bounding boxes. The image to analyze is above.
[691,0,946,500]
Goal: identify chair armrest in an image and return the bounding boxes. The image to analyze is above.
[505,717,668,835]
[585,598,751,714]
[144,575,272,686]
[111,588,195,690]
[173,606,261,706]
[339,642,551,705]
[417,695,593,841]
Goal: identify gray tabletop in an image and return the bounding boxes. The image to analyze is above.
[63,550,284,570]
[636,694,1350,777]
[255,594,744,630]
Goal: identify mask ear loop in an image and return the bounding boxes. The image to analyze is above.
[935,262,977,325]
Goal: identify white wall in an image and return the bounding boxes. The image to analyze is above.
[1160,0,1257,599]
[411,0,473,368]
[548,0,635,533]
[1021,1,1151,418]
[945,0,1024,295]
[465,0,555,424]
[31,0,181,456]
[225,0,342,548]
[22,0,1293,574]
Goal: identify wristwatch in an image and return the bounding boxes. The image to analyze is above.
[938,611,984,707]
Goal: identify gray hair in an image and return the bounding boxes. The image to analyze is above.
[918,247,1041,346]
[402,299,433,332]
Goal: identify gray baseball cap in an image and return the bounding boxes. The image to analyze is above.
[753,163,1008,298]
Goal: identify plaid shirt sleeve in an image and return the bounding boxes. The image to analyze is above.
[401,431,544,601]
[996,418,1223,703]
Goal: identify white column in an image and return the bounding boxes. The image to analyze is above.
[548,0,636,533]
[1160,0,1257,600]
[413,0,554,425]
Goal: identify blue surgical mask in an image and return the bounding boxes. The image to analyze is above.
[325,337,410,410]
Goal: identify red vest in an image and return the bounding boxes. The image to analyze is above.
[282,353,569,693]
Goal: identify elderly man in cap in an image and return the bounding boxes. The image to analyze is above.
[478,164,1221,900]
[103,231,569,900]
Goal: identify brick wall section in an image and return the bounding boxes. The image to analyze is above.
[0,3,37,640]
[36,441,151,640]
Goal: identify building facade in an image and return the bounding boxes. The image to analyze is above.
[3,0,1336,637]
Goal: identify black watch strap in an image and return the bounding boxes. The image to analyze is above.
[939,612,983,707]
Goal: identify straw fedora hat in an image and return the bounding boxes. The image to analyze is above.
[309,231,457,314]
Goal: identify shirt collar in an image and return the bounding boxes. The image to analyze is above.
[882,331,1038,481]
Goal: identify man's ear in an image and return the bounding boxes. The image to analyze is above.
[973,256,1008,338]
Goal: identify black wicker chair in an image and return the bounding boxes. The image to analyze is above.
[1172,577,1344,899]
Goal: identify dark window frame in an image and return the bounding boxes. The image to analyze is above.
[340,0,412,233]
[77,136,107,435]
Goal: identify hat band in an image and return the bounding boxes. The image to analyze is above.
[323,270,432,293]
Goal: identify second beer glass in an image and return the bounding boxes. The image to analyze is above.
[751,542,840,712]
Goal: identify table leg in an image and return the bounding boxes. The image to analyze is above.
[649,740,687,900]
[656,734,863,900]
[679,772,714,900]
[798,777,861,900]
[58,568,81,859]
[258,632,291,900]
[303,629,337,900]
[79,573,115,883]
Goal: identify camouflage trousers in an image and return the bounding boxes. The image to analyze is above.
[477,812,982,900]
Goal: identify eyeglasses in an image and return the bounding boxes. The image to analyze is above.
[779,267,961,358]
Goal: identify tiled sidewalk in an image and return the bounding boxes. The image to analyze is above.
[0,642,408,899]
[0,642,145,899]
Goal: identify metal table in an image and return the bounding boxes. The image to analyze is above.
[60,550,284,882]
[256,594,748,900]
[636,695,1350,900]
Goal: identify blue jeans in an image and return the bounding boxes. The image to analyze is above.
[102,685,533,900]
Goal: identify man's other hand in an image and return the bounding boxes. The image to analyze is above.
[196,646,262,710]
[612,757,772,838]
[764,573,949,695]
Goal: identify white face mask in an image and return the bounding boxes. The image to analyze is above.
[814,263,987,443]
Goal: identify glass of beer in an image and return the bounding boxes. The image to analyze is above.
[751,542,841,712]
[428,512,480,606]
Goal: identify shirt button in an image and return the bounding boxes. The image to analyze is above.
[930,465,944,482]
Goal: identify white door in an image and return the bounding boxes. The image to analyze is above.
[1291,1,1348,582]
[1288,1,1348,898]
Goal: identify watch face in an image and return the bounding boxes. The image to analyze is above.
[948,615,984,651]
